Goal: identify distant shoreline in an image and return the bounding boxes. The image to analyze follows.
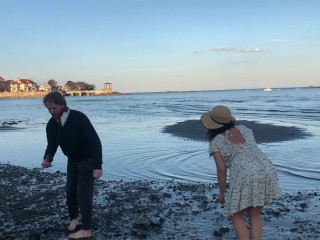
[0,91,47,99]
[0,87,319,99]
[0,91,124,99]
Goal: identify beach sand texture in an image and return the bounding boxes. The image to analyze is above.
[1,120,319,239]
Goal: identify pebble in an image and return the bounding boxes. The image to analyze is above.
[1,163,320,239]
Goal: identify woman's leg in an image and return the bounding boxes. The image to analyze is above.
[231,209,249,240]
[248,206,263,240]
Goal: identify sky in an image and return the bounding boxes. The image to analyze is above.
[1,0,319,93]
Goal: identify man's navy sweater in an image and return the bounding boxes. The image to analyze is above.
[44,110,103,169]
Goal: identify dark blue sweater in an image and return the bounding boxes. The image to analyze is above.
[44,110,103,169]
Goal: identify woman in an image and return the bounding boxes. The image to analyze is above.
[200,105,279,240]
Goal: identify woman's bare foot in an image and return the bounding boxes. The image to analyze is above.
[67,219,78,231]
[69,229,92,239]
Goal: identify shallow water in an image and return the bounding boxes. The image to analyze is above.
[1,88,320,191]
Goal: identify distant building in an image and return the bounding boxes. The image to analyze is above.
[103,82,112,93]
[9,78,38,92]
[38,84,52,92]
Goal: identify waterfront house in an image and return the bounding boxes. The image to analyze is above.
[9,79,38,92]
[38,84,52,92]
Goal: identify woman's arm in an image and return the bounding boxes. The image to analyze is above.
[213,151,227,204]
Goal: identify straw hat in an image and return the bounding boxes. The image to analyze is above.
[200,105,235,129]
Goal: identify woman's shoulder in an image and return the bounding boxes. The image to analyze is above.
[236,124,251,132]
[211,133,225,145]
[209,134,225,152]
[236,124,255,141]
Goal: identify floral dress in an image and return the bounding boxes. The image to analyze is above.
[209,125,279,216]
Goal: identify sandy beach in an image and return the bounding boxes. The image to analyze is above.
[1,120,319,240]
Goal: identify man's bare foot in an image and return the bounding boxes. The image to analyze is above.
[69,229,92,239]
[67,219,78,231]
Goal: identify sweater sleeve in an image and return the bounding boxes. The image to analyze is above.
[80,114,103,169]
[43,120,59,162]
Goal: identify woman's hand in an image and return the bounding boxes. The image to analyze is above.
[218,192,225,204]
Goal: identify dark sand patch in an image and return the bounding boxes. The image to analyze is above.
[1,164,319,239]
[162,120,311,144]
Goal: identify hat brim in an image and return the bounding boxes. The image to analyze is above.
[200,112,235,130]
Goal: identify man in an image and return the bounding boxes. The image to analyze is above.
[41,91,103,239]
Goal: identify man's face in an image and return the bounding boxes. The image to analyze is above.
[45,101,65,119]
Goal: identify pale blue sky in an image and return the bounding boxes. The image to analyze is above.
[1,0,319,92]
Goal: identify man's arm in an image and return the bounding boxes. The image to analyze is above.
[42,121,59,168]
[81,114,103,170]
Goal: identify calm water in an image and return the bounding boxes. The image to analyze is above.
[1,88,319,191]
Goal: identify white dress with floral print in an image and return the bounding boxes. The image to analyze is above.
[209,124,279,216]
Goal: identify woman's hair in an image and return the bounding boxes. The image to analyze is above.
[206,121,235,142]
[43,91,66,107]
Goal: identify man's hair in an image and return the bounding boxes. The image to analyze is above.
[43,91,66,106]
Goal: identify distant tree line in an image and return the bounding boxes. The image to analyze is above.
[0,76,6,91]
[0,77,96,92]
[48,79,96,91]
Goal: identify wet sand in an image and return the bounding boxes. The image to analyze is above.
[1,120,319,239]
[162,119,311,144]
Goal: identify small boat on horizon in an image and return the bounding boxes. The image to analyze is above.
[264,87,272,91]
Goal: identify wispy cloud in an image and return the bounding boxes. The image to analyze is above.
[239,48,262,53]
[194,46,263,54]
[270,38,292,43]
[213,46,235,52]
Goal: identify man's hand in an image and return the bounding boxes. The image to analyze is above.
[41,159,52,168]
[93,169,102,180]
